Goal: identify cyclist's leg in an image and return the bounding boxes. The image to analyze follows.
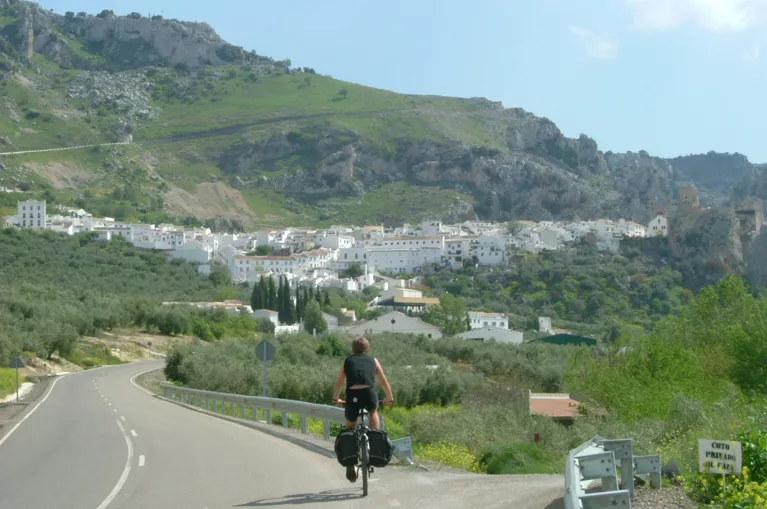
[365,387,381,429]
[344,389,360,428]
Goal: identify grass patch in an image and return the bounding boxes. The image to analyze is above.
[0,368,24,399]
[65,341,124,369]
[139,70,496,139]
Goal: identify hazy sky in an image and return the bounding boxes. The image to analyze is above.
[37,0,767,162]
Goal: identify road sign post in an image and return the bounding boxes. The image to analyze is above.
[255,340,276,397]
[10,356,23,403]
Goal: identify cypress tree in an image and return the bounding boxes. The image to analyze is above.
[323,289,331,307]
[314,286,321,303]
[286,284,297,325]
[277,276,286,323]
[296,287,304,321]
[259,275,267,310]
[282,276,292,324]
[267,276,277,311]
[250,279,261,311]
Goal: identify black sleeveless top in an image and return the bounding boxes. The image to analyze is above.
[344,354,376,388]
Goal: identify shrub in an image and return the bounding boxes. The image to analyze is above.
[417,442,482,473]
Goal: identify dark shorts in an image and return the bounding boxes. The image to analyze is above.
[345,387,379,423]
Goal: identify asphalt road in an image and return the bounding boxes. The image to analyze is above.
[0,361,564,509]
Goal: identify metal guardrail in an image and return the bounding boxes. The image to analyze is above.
[565,436,661,509]
[161,384,414,464]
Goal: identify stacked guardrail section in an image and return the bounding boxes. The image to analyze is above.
[565,436,661,509]
[161,384,414,465]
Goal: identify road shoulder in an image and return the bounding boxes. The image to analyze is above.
[0,374,58,443]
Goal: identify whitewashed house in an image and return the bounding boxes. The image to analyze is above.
[172,240,213,264]
[648,215,668,237]
[318,233,354,250]
[231,249,335,283]
[253,309,279,323]
[468,312,509,330]
[367,247,443,273]
[4,215,18,228]
[17,200,46,229]
[343,311,442,339]
[49,221,75,235]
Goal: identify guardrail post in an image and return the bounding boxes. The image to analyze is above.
[634,455,662,489]
[266,409,272,424]
[251,406,257,421]
[282,412,289,429]
[300,416,308,434]
[604,439,634,496]
[579,451,619,492]
[323,420,330,440]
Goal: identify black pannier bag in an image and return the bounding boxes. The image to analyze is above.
[368,429,394,468]
[334,429,358,467]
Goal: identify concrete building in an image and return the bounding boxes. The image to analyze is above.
[458,326,523,345]
[468,312,508,330]
[18,200,46,229]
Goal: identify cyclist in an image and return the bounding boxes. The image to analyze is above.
[333,336,394,483]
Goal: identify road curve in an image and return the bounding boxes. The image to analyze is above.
[0,361,564,509]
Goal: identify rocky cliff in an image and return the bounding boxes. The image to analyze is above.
[1,1,282,70]
[219,112,676,223]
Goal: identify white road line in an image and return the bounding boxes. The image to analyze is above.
[120,416,126,421]
[129,367,161,396]
[108,403,112,406]
[138,455,145,467]
[113,409,117,412]
[130,430,137,437]
[96,420,134,509]
[389,501,402,507]
[0,374,68,448]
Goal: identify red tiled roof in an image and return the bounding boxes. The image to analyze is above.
[530,395,581,419]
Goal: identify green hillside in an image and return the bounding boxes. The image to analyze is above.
[0,2,707,227]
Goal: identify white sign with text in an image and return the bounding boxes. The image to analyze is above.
[699,439,742,475]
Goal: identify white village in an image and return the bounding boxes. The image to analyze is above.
[5,198,667,344]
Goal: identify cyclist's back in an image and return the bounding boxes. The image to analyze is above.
[343,352,377,423]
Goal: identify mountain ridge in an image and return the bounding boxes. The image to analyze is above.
[0,0,766,229]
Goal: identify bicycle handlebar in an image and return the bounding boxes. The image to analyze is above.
[333,399,392,408]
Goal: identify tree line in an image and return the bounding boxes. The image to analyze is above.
[249,275,331,327]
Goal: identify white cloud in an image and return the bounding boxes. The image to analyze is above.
[569,26,619,59]
[742,42,762,59]
[626,0,767,31]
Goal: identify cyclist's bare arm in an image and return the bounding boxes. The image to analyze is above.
[333,365,345,404]
[375,358,394,405]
